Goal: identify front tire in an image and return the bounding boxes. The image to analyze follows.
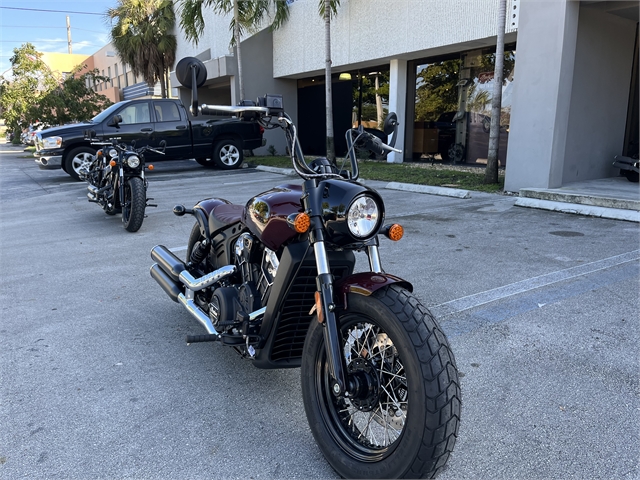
[122,177,146,232]
[65,146,96,181]
[212,138,243,169]
[301,285,461,479]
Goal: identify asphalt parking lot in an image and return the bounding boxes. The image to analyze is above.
[1,145,638,479]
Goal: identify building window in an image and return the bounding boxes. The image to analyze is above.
[108,66,111,86]
[411,45,516,166]
[115,64,120,88]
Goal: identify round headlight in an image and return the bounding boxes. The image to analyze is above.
[347,195,381,238]
[109,149,118,158]
[126,155,140,168]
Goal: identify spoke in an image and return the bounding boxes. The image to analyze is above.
[357,409,377,442]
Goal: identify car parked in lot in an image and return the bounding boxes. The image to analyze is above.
[34,98,265,180]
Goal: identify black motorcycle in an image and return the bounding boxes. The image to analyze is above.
[81,127,163,232]
[150,57,460,479]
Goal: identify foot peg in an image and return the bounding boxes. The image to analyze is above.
[186,334,220,344]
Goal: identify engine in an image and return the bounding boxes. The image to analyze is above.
[207,232,279,330]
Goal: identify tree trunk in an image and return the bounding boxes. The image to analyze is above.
[484,0,507,184]
[324,0,335,163]
[234,0,245,101]
[160,59,167,98]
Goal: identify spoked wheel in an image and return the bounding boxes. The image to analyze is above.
[122,177,146,232]
[301,285,460,479]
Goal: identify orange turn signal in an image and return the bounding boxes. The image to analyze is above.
[387,224,404,241]
[109,160,116,167]
[293,213,310,233]
[147,164,154,170]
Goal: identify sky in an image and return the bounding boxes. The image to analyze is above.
[0,0,117,77]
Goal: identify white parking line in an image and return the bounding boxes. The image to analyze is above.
[432,249,640,317]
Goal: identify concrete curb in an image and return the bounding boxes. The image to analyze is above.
[515,197,640,222]
[385,182,472,199]
[255,165,297,176]
[254,165,473,199]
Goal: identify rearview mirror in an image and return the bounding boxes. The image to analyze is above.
[383,113,399,148]
[383,113,398,136]
[175,57,207,116]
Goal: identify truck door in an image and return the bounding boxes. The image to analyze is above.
[102,101,156,156]
[152,100,192,160]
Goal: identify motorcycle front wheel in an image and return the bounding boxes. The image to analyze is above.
[301,285,460,479]
[122,177,146,232]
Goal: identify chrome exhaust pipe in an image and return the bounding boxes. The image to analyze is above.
[178,294,219,335]
[177,294,267,336]
[179,265,236,291]
[87,184,98,202]
[151,245,236,291]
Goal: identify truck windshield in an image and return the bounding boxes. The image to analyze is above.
[91,102,125,123]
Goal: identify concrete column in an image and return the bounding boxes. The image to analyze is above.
[387,58,407,163]
[504,0,580,191]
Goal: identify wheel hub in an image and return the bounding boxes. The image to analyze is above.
[347,358,380,411]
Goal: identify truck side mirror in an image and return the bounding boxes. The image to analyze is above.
[107,115,122,128]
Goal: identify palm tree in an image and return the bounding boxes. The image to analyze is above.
[179,0,290,101]
[107,0,177,98]
[319,0,340,163]
[485,0,507,184]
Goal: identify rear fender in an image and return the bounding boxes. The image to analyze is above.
[193,198,232,237]
[335,272,413,309]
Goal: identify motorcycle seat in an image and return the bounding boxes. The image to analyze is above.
[209,204,244,233]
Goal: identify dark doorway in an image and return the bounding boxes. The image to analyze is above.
[297,80,353,157]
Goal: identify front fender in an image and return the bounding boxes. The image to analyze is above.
[335,272,412,309]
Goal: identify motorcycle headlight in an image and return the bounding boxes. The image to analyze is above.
[126,155,140,168]
[109,149,118,158]
[42,136,62,149]
[347,195,381,239]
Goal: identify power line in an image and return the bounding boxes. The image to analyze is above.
[0,6,104,16]
[0,40,100,46]
[0,25,106,33]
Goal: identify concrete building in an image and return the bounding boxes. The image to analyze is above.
[171,0,638,191]
[84,43,173,103]
[39,52,89,81]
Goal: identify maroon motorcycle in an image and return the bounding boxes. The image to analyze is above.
[150,57,460,479]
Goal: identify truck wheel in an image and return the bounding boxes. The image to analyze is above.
[65,146,96,181]
[195,157,214,168]
[212,138,243,169]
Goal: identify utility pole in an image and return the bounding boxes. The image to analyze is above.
[66,16,72,54]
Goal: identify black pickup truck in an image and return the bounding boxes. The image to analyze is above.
[34,98,264,180]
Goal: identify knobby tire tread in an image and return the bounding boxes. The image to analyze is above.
[123,177,146,232]
[372,284,461,479]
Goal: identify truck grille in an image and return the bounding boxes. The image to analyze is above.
[35,134,43,152]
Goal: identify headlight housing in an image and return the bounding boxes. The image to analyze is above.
[347,195,381,239]
[109,149,118,158]
[126,155,140,168]
[42,136,62,149]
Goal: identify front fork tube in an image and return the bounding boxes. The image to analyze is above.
[314,240,349,396]
[367,245,383,274]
